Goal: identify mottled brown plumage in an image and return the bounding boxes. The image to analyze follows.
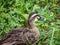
[0,12,46,45]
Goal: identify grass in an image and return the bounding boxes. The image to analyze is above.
[0,0,60,45]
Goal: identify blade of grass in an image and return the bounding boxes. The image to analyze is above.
[50,28,55,45]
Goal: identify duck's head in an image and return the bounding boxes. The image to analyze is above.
[28,12,46,23]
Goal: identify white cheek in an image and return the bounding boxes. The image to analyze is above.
[35,18,38,21]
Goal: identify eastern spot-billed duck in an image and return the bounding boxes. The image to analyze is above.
[0,12,46,45]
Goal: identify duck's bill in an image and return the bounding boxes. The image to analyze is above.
[38,17,46,21]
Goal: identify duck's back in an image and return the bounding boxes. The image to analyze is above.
[0,28,39,45]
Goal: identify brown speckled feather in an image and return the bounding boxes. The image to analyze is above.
[0,28,39,45]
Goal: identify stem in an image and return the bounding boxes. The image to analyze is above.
[50,28,55,45]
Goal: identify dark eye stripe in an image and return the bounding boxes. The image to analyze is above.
[29,12,38,18]
[30,15,39,21]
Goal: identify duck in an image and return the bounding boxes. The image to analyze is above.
[0,12,46,45]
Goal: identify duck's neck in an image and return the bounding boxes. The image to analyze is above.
[28,21,40,37]
[28,21,36,29]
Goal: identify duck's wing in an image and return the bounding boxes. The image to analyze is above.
[0,32,11,45]
[0,28,26,45]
